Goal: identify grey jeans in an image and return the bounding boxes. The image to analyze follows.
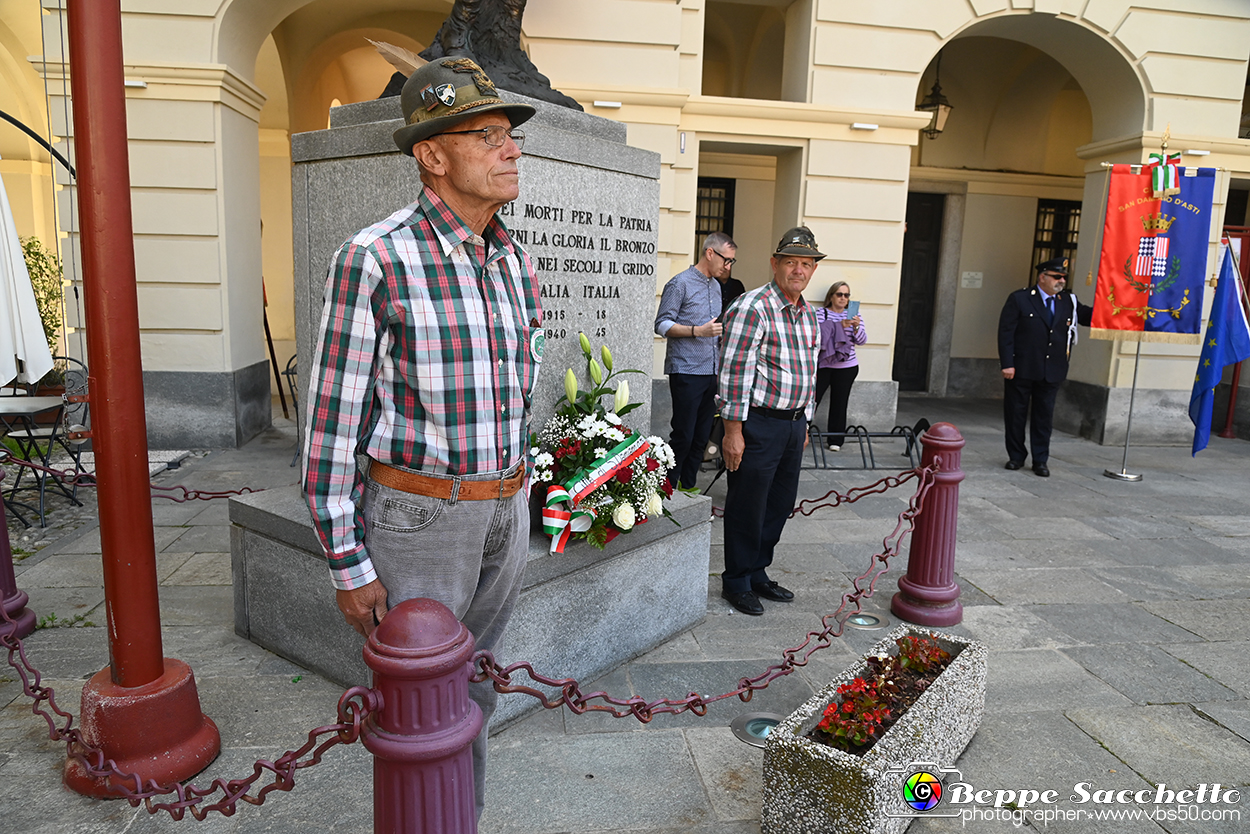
[361,464,529,817]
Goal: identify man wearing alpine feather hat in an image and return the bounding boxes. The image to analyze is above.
[303,57,541,816]
[716,226,823,617]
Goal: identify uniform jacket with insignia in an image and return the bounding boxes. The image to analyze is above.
[998,287,1093,383]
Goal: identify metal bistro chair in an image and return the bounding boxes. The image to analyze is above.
[3,356,90,525]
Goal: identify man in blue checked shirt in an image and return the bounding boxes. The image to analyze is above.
[654,231,737,493]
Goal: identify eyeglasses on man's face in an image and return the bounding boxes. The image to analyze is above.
[710,249,737,266]
[438,124,525,150]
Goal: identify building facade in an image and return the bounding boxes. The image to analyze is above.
[2,0,1248,447]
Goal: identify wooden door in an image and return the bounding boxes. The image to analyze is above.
[893,192,945,391]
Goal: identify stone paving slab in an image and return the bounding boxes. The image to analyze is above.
[162,551,232,585]
[1097,535,1247,567]
[1087,565,1250,601]
[1162,641,1250,697]
[482,731,715,833]
[1193,701,1250,745]
[956,567,1133,605]
[14,550,194,587]
[1062,643,1242,705]
[985,650,1135,713]
[1030,602,1206,645]
[1081,514,1205,540]
[910,711,1163,834]
[1065,705,1250,833]
[683,725,765,823]
[1141,599,1250,642]
[958,604,1079,650]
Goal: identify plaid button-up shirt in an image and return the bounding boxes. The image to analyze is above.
[717,280,820,422]
[303,186,542,590]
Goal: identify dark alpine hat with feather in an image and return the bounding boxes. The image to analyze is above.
[393,57,535,156]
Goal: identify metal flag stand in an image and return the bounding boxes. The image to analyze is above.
[1099,128,1176,483]
[1103,337,1144,481]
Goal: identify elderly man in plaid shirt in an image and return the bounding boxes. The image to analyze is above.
[302,58,541,814]
[716,227,823,617]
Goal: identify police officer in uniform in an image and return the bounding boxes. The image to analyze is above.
[997,257,1093,476]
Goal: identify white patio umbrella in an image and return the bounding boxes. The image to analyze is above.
[0,157,54,388]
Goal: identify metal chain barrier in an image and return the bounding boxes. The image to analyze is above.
[0,450,274,502]
[472,461,940,722]
[1,450,347,819]
[0,604,376,819]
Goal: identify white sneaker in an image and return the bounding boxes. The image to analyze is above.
[827,443,840,452]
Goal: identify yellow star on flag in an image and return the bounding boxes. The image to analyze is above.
[1209,338,1218,347]
[1204,358,1211,367]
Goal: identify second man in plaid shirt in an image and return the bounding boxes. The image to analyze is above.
[717,227,824,616]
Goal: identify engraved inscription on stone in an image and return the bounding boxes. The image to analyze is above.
[505,156,659,428]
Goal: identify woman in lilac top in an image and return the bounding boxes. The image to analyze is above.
[814,281,866,450]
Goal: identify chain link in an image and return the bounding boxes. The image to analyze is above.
[0,609,376,819]
[0,451,274,502]
[473,462,939,720]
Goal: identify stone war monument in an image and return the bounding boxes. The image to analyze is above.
[231,13,710,728]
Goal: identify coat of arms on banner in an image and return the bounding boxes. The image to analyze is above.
[1091,164,1216,344]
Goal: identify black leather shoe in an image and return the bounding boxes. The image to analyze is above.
[752,580,795,602]
[1005,460,1024,470]
[1033,464,1050,477]
[721,589,764,615]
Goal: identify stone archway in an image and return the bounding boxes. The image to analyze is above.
[905,11,1146,400]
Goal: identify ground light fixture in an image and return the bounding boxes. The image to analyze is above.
[730,712,786,748]
[917,50,952,139]
[845,612,890,630]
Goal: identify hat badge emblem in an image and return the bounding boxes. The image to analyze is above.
[436,83,456,107]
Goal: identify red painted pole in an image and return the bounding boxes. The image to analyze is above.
[362,598,481,834]
[61,0,218,796]
[0,471,37,641]
[892,422,964,627]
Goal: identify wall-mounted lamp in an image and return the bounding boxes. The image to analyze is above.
[1183,149,1210,156]
[593,101,622,109]
[851,123,878,131]
[916,51,952,139]
[123,79,147,89]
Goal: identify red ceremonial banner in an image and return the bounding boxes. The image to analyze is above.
[1091,164,1215,343]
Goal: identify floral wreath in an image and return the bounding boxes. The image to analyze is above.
[531,334,677,551]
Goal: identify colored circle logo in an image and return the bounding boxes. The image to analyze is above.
[903,771,943,812]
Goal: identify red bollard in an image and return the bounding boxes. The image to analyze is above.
[892,422,964,627]
[362,598,481,834]
[0,470,37,640]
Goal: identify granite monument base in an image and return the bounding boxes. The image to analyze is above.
[230,485,711,729]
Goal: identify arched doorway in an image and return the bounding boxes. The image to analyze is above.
[896,15,1146,398]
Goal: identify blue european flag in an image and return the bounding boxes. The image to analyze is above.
[1189,244,1250,455]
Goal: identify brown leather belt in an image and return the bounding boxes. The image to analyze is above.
[370,460,524,501]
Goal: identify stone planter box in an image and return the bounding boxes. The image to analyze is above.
[762,625,988,834]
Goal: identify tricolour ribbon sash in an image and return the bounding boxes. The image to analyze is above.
[1147,151,1182,198]
[541,433,651,553]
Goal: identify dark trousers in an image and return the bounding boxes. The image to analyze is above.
[814,365,859,443]
[667,373,718,490]
[722,413,806,594]
[1003,376,1060,465]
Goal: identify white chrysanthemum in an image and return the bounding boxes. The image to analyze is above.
[535,452,555,468]
[594,447,608,458]
[604,412,622,425]
[537,469,554,482]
